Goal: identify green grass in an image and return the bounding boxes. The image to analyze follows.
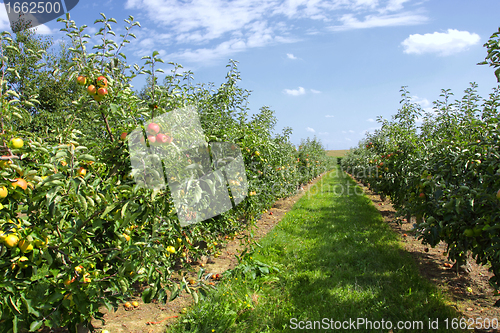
[168,168,461,333]
[325,150,348,157]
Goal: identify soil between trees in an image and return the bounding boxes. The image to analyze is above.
[89,175,326,333]
[87,171,500,332]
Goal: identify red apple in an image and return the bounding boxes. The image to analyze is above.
[87,85,96,95]
[419,192,425,199]
[147,135,157,145]
[96,76,108,88]
[97,87,108,96]
[93,94,103,102]
[77,76,86,85]
[156,133,168,144]
[166,135,173,144]
[147,123,160,135]
[120,132,128,141]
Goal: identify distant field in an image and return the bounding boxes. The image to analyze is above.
[325,150,349,157]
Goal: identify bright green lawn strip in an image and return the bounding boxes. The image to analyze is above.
[168,168,461,333]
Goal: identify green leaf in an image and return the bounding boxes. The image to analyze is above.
[12,112,23,120]
[100,203,119,219]
[142,287,154,303]
[29,320,43,331]
[77,194,88,212]
[55,151,68,159]
[9,296,21,313]
[169,283,180,301]
[192,290,199,304]
[78,154,96,162]
[86,196,95,208]
[121,201,130,218]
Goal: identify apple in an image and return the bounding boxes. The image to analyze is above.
[0,186,7,198]
[97,87,108,96]
[18,256,29,269]
[496,189,500,200]
[77,76,86,85]
[156,133,168,144]
[77,167,87,177]
[147,135,157,145]
[166,135,173,144]
[419,192,425,199]
[120,132,128,141]
[87,85,97,95]
[147,123,160,135]
[11,138,23,149]
[18,239,33,253]
[96,75,108,88]
[93,94,103,102]
[12,178,27,190]
[4,234,19,248]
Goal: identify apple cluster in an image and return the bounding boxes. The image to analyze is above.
[140,122,173,146]
[77,74,109,102]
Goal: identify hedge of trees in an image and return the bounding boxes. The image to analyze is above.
[0,13,334,332]
[341,27,500,293]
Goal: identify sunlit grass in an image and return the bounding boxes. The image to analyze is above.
[325,150,348,157]
[168,168,462,333]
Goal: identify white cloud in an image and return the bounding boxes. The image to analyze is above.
[379,0,411,13]
[0,7,10,31]
[30,24,52,34]
[401,29,481,56]
[284,86,306,96]
[306,127,316,133]
[367,118,375,122]
[330,11,428,31]
[311,89,321,93]
[167,38,249,63]
[325,115,335,118]
[124,0,429,64]
[349,130,355,133]
[411,95,433,113]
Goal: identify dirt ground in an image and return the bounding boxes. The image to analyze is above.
[42,170,500,332]
[89,175,325,333]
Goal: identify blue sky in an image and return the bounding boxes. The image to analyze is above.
[1,0,499,149]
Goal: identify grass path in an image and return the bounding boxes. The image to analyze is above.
[169,168,462,332]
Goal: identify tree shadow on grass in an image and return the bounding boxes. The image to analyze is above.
[260,177,462,332]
